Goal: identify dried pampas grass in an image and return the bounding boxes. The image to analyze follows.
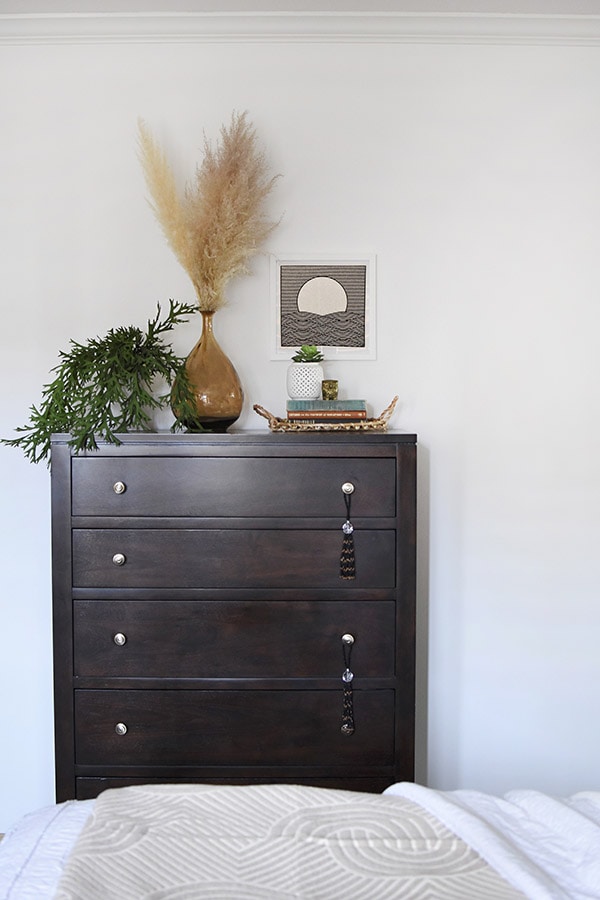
[138,111,279,312]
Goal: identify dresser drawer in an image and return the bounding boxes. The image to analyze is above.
[73,600,396,678]
[75,776,396,800]
[72,529,396,589]
[71,456,396,518]
[75,689,395,767]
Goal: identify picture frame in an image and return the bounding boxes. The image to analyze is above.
[270,254,376,360]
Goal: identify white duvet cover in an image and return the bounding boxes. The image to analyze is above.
[385,782,600,900]
[0,800,93,899]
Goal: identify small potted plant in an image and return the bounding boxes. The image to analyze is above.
[286,344,325,400]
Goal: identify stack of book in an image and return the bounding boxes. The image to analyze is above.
[286,399,367,424]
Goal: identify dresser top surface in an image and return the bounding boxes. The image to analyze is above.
[50,430,417,452]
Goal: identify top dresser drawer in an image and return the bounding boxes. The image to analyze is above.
[71,456,396,518]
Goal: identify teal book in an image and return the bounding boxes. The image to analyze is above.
[286,399,366,412]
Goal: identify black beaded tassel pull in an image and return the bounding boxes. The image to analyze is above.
[341,633,355,735]
[340,482,356,580]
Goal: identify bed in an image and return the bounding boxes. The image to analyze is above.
[1,781,599,899]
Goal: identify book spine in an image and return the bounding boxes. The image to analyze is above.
[286,400,366,412]
[287,418,366,425]
[287,410,367,420]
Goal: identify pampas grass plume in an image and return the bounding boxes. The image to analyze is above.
[138,112,279,312]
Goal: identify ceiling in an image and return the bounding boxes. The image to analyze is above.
[2,0,600,14]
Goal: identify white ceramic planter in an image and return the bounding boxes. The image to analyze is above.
[286,362,324,400]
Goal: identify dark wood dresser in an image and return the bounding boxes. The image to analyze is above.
[51,431,416,801]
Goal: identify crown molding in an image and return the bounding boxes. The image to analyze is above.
[2,11,600,46]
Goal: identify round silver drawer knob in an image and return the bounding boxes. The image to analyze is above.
[113,481,126,495]
[112,553,126,567]
[113,632,127,646]
[114,723,128,736]
[341,633,355,645]
[341,482,355,494]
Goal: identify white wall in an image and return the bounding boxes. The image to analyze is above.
[1,14,600,831]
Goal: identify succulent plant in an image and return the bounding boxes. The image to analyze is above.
[291,344,324,363]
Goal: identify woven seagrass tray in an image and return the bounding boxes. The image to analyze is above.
[253,396,398,433]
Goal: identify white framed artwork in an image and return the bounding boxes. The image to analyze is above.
[270,254,376,360]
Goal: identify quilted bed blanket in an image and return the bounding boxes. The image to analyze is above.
[54,782,524,899]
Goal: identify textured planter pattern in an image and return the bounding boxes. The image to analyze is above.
[286,362,324,400]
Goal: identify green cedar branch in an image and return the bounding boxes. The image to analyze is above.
[2,300,202,465]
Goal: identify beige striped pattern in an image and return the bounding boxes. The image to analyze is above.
[55,783,525,899]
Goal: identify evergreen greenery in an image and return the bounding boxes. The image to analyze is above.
[2,300,202,465]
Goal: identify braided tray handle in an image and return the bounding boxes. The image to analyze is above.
[377,395,399,424]
[253,404,282,428]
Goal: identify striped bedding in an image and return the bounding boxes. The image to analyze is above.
[53,783,524,899]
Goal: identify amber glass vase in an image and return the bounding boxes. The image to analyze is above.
[176,311,243,432]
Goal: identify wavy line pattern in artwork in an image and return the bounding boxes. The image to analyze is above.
[280,311,366,349]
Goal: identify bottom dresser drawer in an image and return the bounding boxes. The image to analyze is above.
[75,689,394,767]
[75,775,396,800]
